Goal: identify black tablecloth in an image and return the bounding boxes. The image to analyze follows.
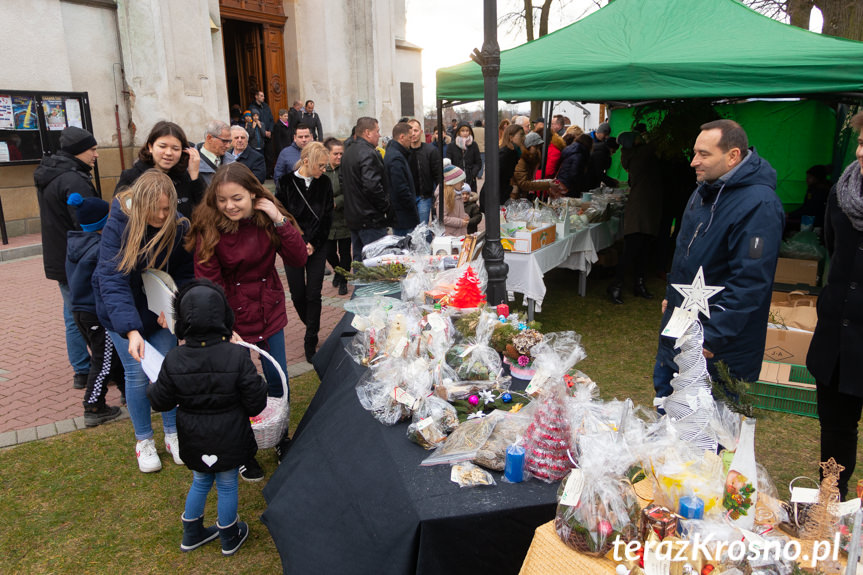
[262,310,558,575]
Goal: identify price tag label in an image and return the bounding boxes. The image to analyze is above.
[351,315,370,331]
[791,487,819,504]
[560,469,584,507]
[524,367,550,394]
[393,387,418,410]
[661,307,695,339]
[416,418,434,431]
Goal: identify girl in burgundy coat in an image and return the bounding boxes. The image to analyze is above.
[187,162,307,478]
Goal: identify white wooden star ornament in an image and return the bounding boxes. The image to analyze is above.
[671,266,724,319]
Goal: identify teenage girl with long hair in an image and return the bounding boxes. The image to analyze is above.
[187,162,308,479]
[94,169,195,473]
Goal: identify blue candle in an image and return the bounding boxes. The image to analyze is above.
[505,445,525,483]
[679,495,704,519]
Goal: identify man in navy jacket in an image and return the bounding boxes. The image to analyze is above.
[385,122,419,236]
[230,125,267,183]
[653,120,784,402]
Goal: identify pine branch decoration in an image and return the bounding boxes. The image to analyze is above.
[711,361,755,418]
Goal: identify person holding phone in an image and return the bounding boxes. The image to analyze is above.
[115,121,204,219]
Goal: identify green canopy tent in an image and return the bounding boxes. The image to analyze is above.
[436,0,863,103]
[435,0,863,207]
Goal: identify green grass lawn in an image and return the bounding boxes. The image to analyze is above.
[1,267,860,574]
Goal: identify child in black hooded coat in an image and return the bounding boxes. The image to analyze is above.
[148,279,267,556]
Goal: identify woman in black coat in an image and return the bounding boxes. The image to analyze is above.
[148,279,267,554]
[276,142,333,361]
[114,121,205,219]
[498,124,525,204]
[446,121,482,193]
[557,133,593,198]
[806,111,863,499]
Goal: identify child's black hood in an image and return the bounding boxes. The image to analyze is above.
[172,279,234,341]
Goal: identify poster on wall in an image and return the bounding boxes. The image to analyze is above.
[12,96,38,130]
[42,97,67,131]
[65,99,82,129]
[0,95,13,130]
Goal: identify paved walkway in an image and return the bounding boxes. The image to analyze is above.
[0,233,349,448]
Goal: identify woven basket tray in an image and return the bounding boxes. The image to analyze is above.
[236,341,289,449]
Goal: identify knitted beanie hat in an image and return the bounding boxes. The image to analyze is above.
[67,193,109,232]
[442,158,465,186]
[60,126,97,155]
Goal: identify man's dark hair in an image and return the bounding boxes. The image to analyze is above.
[700,119,748,154]
[304,99,314,107]
[851,111,863,132]
[398,117,411,124]
[294,123,311,135]
[553,114,565,125]
[355,117,378,136]
[474,120,483,127]
[392,122,411,140]
[323,137,343,150]
[451,119,457,124]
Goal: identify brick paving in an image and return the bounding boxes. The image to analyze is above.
[0,235,350,444]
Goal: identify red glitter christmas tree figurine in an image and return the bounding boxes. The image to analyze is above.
[523,389,574,481]
[449,266,486,309]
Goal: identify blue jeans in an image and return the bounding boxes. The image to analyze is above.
[108,328,177,440]
[185,468,239,526]
[59,282,90,374]
[350,228,388,261]
[653,357,676,404]
[478,152,485,179]
[416,197,434,226]
[257,330,289,399]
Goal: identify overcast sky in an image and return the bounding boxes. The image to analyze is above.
[405,0,604,111]
[404,0,823,112]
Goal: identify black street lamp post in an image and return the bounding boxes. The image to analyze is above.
[471,0,508,306]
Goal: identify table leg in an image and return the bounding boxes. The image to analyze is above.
[578,270,586,297]
[0,194,7,245]
[527,298,535,322]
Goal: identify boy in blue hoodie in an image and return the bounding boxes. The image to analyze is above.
[65,193,125,426]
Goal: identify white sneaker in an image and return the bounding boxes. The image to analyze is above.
[165,432,184,465]
[136,439,162,473]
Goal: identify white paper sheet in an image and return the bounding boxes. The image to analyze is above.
[141,340,166,383]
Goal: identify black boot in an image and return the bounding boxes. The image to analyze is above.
[606,282,624,305]
[304,336,318,363]
[180,513,218,552]
[84,404,122,427]
[73,373,88,390]
[634,277,654,299]
[218,516,249,556]
[338,276,348,296]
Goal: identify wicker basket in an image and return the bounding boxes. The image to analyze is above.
[236,341,290,449]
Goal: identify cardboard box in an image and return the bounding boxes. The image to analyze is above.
[774,257,818,286]
[763,325,813,364]
[500,224,556,253]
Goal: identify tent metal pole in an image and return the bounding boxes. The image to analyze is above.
[540,100,553,179]
[437,99,445,224]
[476,0,508,305]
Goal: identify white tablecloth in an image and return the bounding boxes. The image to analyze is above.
[504,217,621,306]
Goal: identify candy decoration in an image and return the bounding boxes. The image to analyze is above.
[468,394,479,406]
[496,303,510,317]
[501,392,512,403]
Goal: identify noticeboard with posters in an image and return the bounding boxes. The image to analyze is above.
[0,90,93,165]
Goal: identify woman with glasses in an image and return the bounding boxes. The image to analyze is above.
[276,142,333,362]
[114,121,204,219]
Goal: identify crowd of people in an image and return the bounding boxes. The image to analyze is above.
[33,90,863,558]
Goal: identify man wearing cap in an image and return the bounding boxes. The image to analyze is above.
[591,122,611,143]
[34,126,99,389]
[196,120,236,186]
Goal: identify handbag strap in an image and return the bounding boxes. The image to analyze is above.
[292,178,320,222]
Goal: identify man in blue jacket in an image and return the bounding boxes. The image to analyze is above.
[653,120,784,403]
[230,125,267,183]
[385,122,419,236]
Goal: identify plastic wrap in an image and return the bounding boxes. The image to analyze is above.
[444,310,502,382]
[474,407,533,471]
[554,433,641,556]
[503,198,533,223]
[421,410,502,466]
[361,234,410,260]
[780,229,827,261]
[525,331,587,396]
[356,357,434,425]
[450,462,496,487]
[406,394,459,449]
[523,385,575,482]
